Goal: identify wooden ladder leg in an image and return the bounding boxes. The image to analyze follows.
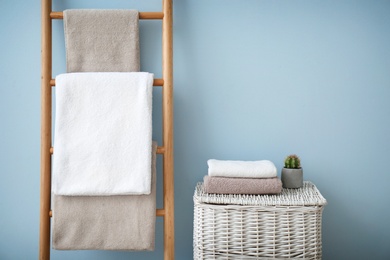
[39,0,52,259]
[162,0,175,259]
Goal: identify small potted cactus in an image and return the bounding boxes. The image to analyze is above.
[281,154,303,188]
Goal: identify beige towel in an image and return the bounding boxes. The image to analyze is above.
[54,9,155,251]
[52,142,157,250]
[64,9,140,72]
[203,175,282,195]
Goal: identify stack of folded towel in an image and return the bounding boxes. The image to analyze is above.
[204,159,282,195]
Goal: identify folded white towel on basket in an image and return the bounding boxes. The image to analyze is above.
[207,159,277,178]
[53,72,154,196]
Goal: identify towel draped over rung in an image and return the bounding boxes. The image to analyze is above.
[49,78,164,86]
[50,11,164,20]
[49,208,165,217]
[49,146,165,154]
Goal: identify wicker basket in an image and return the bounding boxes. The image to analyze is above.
[193,181,327,260]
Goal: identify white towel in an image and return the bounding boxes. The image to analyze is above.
[53,72,153,196]
[207,159,277,178]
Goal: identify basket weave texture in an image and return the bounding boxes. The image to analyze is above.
[193,181,327,260]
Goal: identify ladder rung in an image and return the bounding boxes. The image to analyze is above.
[50,209,164,217]
[156,209,165,217]
[50,78,163,87]
[50,146,165,154]
[50,11,164,20]
[156,146,165,154]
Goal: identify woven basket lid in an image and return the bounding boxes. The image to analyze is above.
[194,181,327,206]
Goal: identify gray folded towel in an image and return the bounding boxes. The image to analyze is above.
[64,9,140,72]
[203,175,282,195]
[52,142,157,250]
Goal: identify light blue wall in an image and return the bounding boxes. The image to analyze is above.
[1,0,390,259]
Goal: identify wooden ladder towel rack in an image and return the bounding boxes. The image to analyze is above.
[39,0,174,259]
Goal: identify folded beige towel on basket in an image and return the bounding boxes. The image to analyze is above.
[203,175,282,195]
[52,142,157,250]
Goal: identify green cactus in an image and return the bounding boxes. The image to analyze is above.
[284,154,301,169]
